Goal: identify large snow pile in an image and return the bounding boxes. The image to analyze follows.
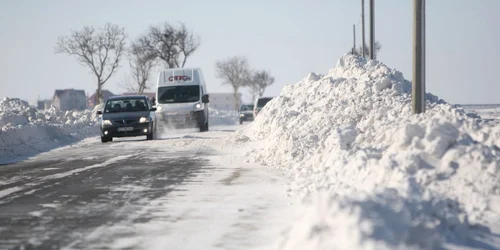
[232,55,500,249]
[0,98,100,163]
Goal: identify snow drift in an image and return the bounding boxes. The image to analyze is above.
[0,98,100,163]
[232,55,500,249]
[209,108,239,126]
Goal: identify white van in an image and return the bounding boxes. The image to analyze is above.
[155,67,210,132]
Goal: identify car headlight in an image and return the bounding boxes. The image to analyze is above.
[195,103,202,109]
[139,117,149,123]
[102,119,112,125]
[239,114,245,117]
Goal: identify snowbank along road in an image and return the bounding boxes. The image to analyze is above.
[0,126,292,250]
[232,55,500,249]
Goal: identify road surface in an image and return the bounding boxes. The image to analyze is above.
[0,127,292,250]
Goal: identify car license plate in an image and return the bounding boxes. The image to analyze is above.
[118,127,134,132]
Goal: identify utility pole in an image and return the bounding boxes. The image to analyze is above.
[412,0,426,114]
[353,24,356,54]
[423,0,426,109]
[369,0,375,59]
[361,0,366,58]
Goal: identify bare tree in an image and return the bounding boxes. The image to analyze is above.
[120,41,157,94]
[215,56,251,111]
[249,69,275,101]
[175,23,200,68]
[55,23,126,104]
[138,22,200,69]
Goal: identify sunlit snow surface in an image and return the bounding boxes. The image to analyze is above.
[230,55,500,250]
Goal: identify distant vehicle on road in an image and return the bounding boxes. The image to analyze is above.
[154,67,210,132]
[96,95,157,143]
[253,97,274,118]
[239,104,254,124]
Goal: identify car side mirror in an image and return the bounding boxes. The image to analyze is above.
[202,94,209,103]
[150,107,157,112]
[96,110,102,115]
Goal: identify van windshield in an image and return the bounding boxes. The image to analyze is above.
[157,86,200,104]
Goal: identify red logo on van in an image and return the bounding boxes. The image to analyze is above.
[168,75,191,82]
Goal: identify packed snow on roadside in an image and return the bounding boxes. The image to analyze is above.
[231,55,500,249]
[0,98,101,163]
[0,97,240,163]
[209,108,239,126]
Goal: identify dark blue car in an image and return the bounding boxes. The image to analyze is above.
[96,95,157,143]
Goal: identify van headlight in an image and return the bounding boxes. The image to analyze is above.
[194,103,202,110]
[139,117,149,123]
[102,120,112,125]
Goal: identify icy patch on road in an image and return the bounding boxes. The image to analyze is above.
[40,203,59,209]
[0,98,100,164]
[109,184,154,192]
[43,155,134,180]
[233,55,500,249]
[0,187,23,199]
[28,211,44,217]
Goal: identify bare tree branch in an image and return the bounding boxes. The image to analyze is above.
[138,22,199,69]
[55,23,126,104]
[351,41,382,56]
[118,73,137,93]
[176,22,200,67]
[250,69,275,98]
[215,56,251,111]
[124,41,157,94]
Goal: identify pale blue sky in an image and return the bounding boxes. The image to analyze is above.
[1,0,499,104]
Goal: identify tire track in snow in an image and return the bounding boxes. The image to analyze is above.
[0,155,135,202]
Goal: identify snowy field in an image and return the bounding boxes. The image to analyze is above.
[1,54,500,249]
[461,104,500,127]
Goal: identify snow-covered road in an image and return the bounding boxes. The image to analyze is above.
[0,125,292,250]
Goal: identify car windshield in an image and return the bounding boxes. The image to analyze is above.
[157,85,200,104]
[104,98,148,113]
[240,105,254,111]
[256,98,273,108]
